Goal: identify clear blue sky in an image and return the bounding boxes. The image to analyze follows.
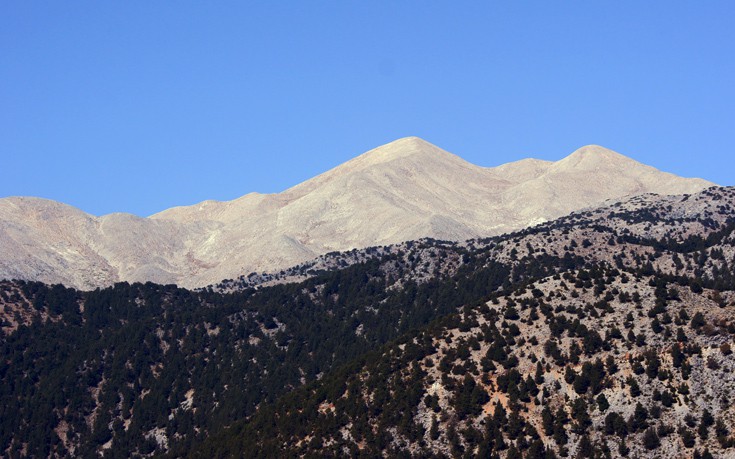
[2,2,733,216]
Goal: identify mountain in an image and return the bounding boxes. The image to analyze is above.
[1,186,733,458]
[0,137,714,289]
[194,186,735,458]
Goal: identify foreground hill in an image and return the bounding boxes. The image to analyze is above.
[194,188,735,458]
[0,138,713,289]
[0,186,732,458]
[207,267,733,458]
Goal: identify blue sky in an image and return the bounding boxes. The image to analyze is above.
[2,2,733,216]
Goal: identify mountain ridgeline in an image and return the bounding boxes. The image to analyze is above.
[0,138,713,290]
[0,186,734,458]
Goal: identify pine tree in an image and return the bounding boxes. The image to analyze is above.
[535,362,545,384]
[643,427,660,450]
[576,434,593,458]
[541,406,554,435]
[506,445,522,459]
[627,377,641,397]
[429,415,439,440]
[629,402,648,432]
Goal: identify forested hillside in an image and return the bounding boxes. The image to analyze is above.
[192,187,735,458]
[1,187,733,458]
[0,240,531,457]
[202,265,734,458]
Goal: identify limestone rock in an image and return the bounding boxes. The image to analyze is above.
[0,137,714,289]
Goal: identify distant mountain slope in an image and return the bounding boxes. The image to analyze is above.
[0,137,714,289]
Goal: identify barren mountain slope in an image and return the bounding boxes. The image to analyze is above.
[0,138,714,289]
[218,186,735,292]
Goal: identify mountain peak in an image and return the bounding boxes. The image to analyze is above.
[352,136,451,166]
[283,136,475,200]
[284,136,468,196]
[0,139,716,289]
[555,144,641,171]
[570,144,629,158]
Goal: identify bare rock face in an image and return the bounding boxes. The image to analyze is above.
[0,137,714,289]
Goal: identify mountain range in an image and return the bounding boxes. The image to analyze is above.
[0,137,714,289]
[1,185,733,458]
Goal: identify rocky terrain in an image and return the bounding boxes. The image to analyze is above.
[193,187,735,458]
[214,268,733,458]
[215,186,735,293]
[0,186,732,458]
[0,137,713,289]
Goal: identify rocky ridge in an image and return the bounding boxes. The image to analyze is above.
[0,138,714,289]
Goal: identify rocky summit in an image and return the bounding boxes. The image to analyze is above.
[0,138,713,289]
